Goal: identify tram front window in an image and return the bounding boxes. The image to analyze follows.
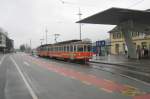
[77,45,83,52]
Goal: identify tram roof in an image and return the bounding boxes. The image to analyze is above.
[55,40,81,45]
[77,7,150,25]
[39,44,52,47]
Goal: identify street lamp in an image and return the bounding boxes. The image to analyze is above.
[77,8,82,40]
[45,28,48,44]
[30,39,32,49]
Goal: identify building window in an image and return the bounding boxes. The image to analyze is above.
[115,44,119,54]
[113,33,115,39]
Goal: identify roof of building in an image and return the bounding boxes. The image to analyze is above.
[108,26,121,33]
[77,7,150,25]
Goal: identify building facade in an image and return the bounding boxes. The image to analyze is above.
[0,28,14,53]
[6,37,14,53]
[109,27,150,56]
[0,29,7,52]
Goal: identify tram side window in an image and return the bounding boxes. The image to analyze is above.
[60,46,63,52]
[59,47,61,52]
[57,47,59,52]
[55,47,56,52]
[70,45,73,52]
[51,47,53,51]
[60,46,62,52]
[46,46,48,51]
[62,46,64,52]
[45,46,47,51]
[57,47,58,52]
[43,47,45,51]
[77,45,83,52]
[74,45,76,52]
[47,47,49,51]
[67,46,69,52]
[60,47,62,51]
[64,46,66,52]
[87,45,91,52]
[54,47,56,52]
[61,46,63,52]
[58,47,60,51]
[84,45,87,52]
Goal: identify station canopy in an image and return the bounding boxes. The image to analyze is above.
[77,7,150,25]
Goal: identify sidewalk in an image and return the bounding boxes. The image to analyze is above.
[90,55,150,67]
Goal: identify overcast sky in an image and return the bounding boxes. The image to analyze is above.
[0,0,150,48]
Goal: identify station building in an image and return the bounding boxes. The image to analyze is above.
[109,26,150,55]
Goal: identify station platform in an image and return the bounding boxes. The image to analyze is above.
[90,55,150,67]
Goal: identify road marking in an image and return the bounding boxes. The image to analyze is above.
[88,75,96,78]
[61,73,67,77]
[81,81,91,85]
[101,88,113,93]
[70,76,76,80]
[104,79,114,83]
[119,74,150,86]
[0,55,5,65]
[10,57,38,99]
[24,61,30,66]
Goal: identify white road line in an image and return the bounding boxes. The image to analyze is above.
[119,73,150,87]
[24,61,30,66]
[101,88,113,93]
[81,81,91,85]
[0,55,5,65]
[10,57,38,99]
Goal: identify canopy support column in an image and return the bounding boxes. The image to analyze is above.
[119,20,137,59]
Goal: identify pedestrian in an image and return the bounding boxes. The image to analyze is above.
[145,48,149,58]
[125,50,127,55]
[136,45,141,59]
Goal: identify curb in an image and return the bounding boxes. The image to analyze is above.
[89,60,135,67]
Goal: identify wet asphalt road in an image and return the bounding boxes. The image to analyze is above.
[0,53,150,99]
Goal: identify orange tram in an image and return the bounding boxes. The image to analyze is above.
[37,39,93,62]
